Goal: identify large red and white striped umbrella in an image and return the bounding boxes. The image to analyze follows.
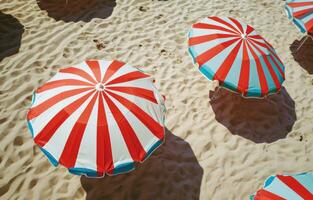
[27,60,166,177]
[188,16,285,97]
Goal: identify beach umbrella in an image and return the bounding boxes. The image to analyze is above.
[285,0,313,34]
[188,16,285,98]
[285,0,313,51]
[27,60,166,177]
[250,173,313,200]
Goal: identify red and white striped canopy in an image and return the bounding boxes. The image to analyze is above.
[27,60,166,176]
[188,16,285,97]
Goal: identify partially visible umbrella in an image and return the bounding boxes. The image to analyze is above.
[285,0,313,34]
[251,173,313,200]
[27,60,166,177]
[285,0,313,51]
[188,16,285,98]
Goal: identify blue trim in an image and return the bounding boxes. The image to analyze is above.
[144,140,162,160]
[40,148,59,167]
[27,120,34,138]
[264,175,275,188]
[69,167,98,177]
[26,92,36,137]
[112,162,135,175]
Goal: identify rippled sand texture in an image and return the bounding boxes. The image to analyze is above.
[1,0,313,199]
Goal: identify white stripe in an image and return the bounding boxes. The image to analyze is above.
[42,91,97,161]
[104,63,137,84]
[74,95,99,170]
[98,60,113,81]
[103,94,133,167]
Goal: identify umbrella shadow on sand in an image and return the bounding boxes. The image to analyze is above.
[290,36,313,74]
[37,0,116,22]
[209,87,296,143]
[0,12,24,63]
[80,129,203,200]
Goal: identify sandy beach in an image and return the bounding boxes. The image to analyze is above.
[1,0,313,199]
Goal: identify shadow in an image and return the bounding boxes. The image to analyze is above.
[81,129,203,200]
[37,0,116,22]
[209,87,296,143]
[290,36,313,74]
[0,12,24,62]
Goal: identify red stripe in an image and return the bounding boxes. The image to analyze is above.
[246,42,268,96]
[255,189,285,200]
[214,40,242,82]
[196,38,240,66]
[294,7,313,19]
[209,16,240,34]
[188,33,237,46]
[246,25,255,35]
[34,91,95,147]
[249,42,281,90]
[36,79,93,93]
[277,175,313,199]
[288,2,313,8]
[27,87,93,120]
[86,60,101,82]
[102,92,146,161]
[101,60,125,83]
[106,71,149,86]
[59,67,97,84]
[97,92,113,173]
[106,86,158,104]
[229,17,244,33]
[237,41,250,95]
[249,35,263,40]
[106,90,164,140]
[305,18,313,33]
[58,92,98,168]
[192,23,238,34]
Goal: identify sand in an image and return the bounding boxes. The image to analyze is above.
[1,0,313,199]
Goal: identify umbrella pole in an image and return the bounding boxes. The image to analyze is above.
[294,35,309,53]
